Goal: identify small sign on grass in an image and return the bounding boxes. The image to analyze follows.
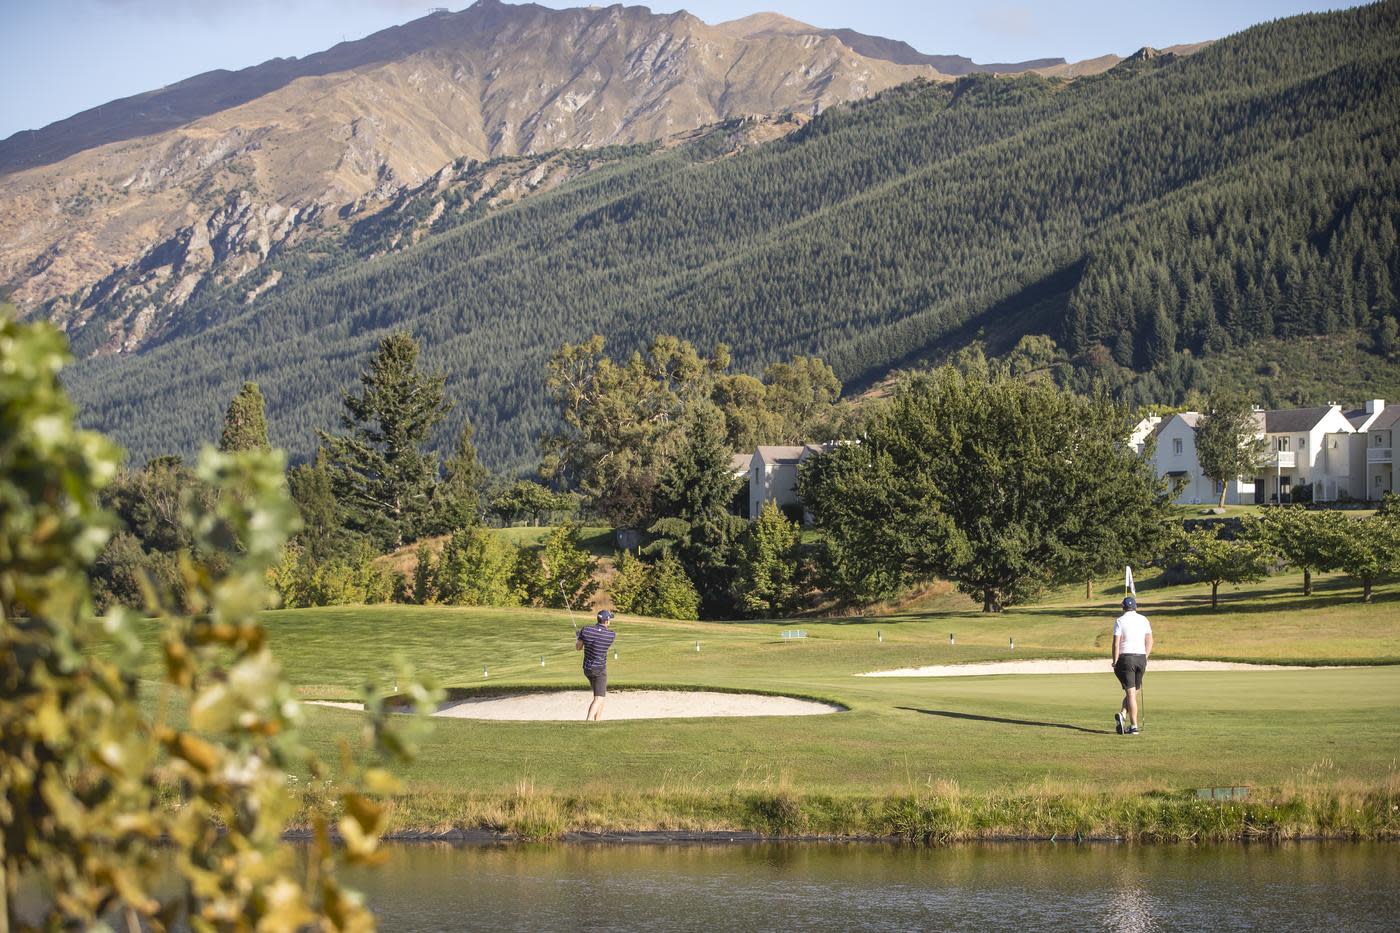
[1195,786,1250,800]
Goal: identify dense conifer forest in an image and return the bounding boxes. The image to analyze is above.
[63,2,1400,468]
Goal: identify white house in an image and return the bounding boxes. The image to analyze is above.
[1150,413,1255,505]
[1344,399,1387,432]
[748,443,832,519]
[1255,405,1358,503]
[1361,404,1397,500]
[1129,415,1163,455]
[1147,404,1366,505]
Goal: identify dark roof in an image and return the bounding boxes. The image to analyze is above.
[1262,407,1334,434]
[1370,406,1400,432]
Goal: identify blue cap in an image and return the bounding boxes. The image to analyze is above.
[597,610,614,622]
[1122,596,1137,611]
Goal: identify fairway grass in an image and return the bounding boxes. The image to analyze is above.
[134,570,1400,840]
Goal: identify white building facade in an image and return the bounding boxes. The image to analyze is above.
[1361,405,1396,500]
[1147,404,1375,505]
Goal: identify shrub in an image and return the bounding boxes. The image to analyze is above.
[436,527,522,607]
[635,553,701,620]
[517,522,599,610]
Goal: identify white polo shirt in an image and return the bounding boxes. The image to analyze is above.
[1113,611,1152,656]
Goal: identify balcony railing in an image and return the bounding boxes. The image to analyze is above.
[1270,450,1297,468]
[1368,447,1393,463]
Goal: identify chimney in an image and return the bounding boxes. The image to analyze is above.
[1365,399,1385,415]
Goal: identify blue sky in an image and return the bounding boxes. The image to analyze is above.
[0,0,1360,141]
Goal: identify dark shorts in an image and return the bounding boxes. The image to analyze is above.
[585,669,607,697]
[1115,654,1147,690]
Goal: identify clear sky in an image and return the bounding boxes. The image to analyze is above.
[0,0,1362,141]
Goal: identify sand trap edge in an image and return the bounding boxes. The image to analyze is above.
[306,689,845,721]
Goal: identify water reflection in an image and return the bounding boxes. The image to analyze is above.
[14,841,1397,931]
[336,841,1399,932]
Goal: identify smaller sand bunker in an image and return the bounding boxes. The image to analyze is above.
[860,659,1328,677]
[308,690,841,721]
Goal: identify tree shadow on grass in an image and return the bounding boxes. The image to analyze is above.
[898,707,1113,735]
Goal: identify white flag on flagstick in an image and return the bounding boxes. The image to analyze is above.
[1125,565,1137,597]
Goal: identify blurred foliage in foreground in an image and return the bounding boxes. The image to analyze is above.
[0,314,440,930]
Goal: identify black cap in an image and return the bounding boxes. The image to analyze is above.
[1122,596,1137,611]
[597,610,614,622]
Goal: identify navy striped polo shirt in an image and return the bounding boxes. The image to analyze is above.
[578,623,616,672]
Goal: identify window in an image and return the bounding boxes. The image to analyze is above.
[1298,436,1306,449]
[1378,435,1386,447]
[1378,475,1385,488]
[1173,438,1183,456]
[1277,437,1290,452]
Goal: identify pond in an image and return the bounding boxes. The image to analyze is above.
[337,840,1399,932]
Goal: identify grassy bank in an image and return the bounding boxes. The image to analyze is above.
[126,570,1400,841]
[348,781,1400,843]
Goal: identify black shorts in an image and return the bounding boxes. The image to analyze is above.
[1115,654,1147,690]
[585,669,607,697]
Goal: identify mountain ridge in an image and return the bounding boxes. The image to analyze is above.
[55,3,1400,471]
[4,0,980,328]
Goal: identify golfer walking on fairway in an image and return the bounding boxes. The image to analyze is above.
[1112,596,1153,735]
[576,609,617,721]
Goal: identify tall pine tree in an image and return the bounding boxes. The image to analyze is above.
[647,404,745,617]
[427,421,490,534]
[218,382,270,453]
[319,333,450,549]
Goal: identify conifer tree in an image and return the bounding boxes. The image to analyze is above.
[647,405,745,616]
[734,500,802,618]
[429,421,490,534]
[319,333,451,549]
[287,450,348,560]
[218,381,270,453]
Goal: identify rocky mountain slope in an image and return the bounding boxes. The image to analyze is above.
[0,0,1072,351]
[57,3,1400,470]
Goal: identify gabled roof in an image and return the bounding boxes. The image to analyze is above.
[1261,406,1337,434]
[1369,406,1400,432]
[729,453,753,474]
[1344,400,1387,430]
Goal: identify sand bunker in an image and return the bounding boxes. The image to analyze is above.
[860,659,1326,677]
[308,690,841,721]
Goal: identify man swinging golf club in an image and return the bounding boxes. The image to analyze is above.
[576,609,616,721]
[1112,596,1152,735]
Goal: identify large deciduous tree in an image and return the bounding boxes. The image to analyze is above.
[542,335,725,529]
[542,335,848,528]
[800,367,1168,611]
[218,380,271,453]
[319,332,451,549]
[1195,391,1268,507]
